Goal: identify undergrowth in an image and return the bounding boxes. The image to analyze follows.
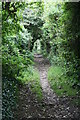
[17,66,43,101]
[48,66,80,98]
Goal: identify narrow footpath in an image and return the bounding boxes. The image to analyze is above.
[34,54,58,105]
[14,54,80,120]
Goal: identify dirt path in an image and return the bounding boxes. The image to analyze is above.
[34,54,58,105]
[14,54,80,120]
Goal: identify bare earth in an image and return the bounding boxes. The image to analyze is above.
[14,54,80,120]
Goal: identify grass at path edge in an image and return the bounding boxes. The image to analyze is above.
[48,66,80,105]
[17,66,43,101]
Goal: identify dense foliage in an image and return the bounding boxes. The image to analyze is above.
[2,2,44,119]
[2,1,80,119]
[61,3,80,87]
[2,2,32,119]
[22,1,43,51]
[42,2,80,88]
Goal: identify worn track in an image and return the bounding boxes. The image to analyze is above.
[14,54,80,120]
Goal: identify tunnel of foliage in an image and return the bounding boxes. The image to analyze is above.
[2,1,80,119]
